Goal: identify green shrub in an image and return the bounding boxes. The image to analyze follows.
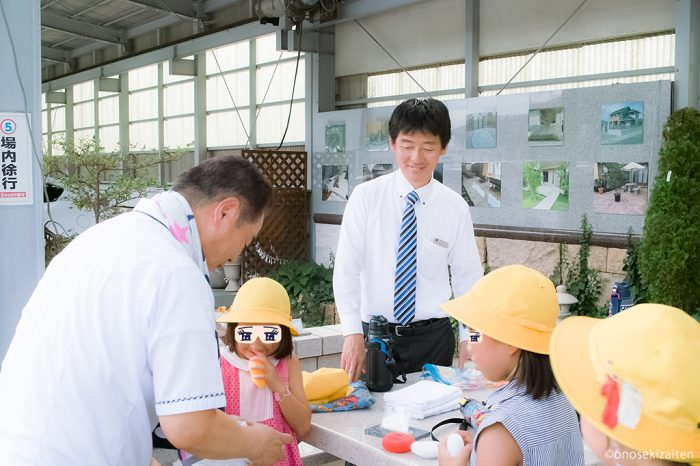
[266,260,334,328]
[563,214,605,317]
[639,108,700,318]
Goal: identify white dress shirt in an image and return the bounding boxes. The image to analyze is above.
[0,213,225,466]
[333,170,483,339]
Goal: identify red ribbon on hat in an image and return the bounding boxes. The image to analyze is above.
[601,375,620,429]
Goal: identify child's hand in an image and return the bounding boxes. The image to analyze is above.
[438,431,472,465]
[249,351,283,392]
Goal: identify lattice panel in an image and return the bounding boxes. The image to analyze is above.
[241,150,309,279]
[242,150,306,189]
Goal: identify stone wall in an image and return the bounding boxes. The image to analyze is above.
[478,237,626,306]
[315,223,627,307]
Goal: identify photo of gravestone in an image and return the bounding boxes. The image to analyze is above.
[321,165,349,201]
[461,162,501,208]
[592,161,648,215]
[365,120,389,151]
[522,161,569,210]
[362,163,393,182]
[528,107,564,146]
[434,163,443,183]
[325,123,346,153]
[466,111,497,149]
[600,102,644,145]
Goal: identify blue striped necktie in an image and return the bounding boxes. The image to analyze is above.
[394,190,419,325]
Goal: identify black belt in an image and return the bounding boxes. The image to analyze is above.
[387,317,450,337]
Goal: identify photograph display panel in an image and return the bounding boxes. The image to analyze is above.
[311,81,670,234]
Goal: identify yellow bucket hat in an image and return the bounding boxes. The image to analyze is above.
[440,264,558,354]
[217,277,298,336]
[550,304,700,462]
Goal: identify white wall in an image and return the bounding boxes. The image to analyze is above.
[335,0,675,77]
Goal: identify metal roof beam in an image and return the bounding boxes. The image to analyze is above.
[42,10,123,45]
[122,0,200,19]
[42,46,69,63]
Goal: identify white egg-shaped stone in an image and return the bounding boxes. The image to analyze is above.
[410,440,439,459]
[446,432,464,457]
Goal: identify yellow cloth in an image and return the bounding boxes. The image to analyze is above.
[302,368,352,404]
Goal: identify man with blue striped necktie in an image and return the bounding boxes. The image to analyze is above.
[334,98,483,380]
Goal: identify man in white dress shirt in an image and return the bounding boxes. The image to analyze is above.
[333,98,483,380]
[0,156,291,465]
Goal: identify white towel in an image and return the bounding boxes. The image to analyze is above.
[384,380,462,419]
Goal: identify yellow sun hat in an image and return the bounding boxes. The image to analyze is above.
[550,304,700,462]
[440,264,559,354]
[217,277,298,336]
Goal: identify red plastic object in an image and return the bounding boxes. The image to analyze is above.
[381,432,416,453]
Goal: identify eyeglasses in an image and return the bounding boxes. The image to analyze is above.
[234,324,282,344]
[468,330,483,343]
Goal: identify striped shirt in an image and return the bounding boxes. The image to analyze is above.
[470,380,584,466]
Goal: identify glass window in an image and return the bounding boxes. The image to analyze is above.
[256,102,304,145]
[206,110,250,147]
[74,128,95,144]
[99,125,120,152]
[130,121,159,150]
[129,64,158,90]
[479,32,675,95]
[52,105,66,132]
[256,60,305,104]
[74,101,95,129]
[73,81,94,103]
[164,81,194,117]
[99,96,119,126]
[52,132,65,155]
[206,42,249,74]
[129,89,158,121]
[206,71,250,111]
[164,116,194,149]
[256,33,298,64]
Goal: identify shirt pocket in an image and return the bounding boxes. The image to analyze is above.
[418,238,449,279]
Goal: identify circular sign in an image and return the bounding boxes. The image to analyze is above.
[1,119,17,135]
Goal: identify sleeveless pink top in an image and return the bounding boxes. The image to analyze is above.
[219,356,303,466]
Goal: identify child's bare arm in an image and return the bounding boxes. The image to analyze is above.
[275,355,312,438]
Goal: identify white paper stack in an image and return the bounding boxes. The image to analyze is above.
[383,380,462,419]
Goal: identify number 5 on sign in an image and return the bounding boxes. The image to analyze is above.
[1,119,16,135]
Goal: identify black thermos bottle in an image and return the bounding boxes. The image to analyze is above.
[365,315,394,392]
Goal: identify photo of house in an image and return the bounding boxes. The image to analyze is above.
[522,161,569,210]
[365,120,389,151]
[461,162,501,208]
[321,165,349,201]
[528,107,564,146]
[601,102,644,144]
[325,123,346,153]
[466,111,497,148]
[593,161,648,215]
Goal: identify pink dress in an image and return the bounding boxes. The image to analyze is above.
[220,355,303,466]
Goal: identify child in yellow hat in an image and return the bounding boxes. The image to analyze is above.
[215,277,311,466]
[438,264,584,466]
[550,303,700,466]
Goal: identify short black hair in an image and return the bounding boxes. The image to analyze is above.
[388,98,451,148]
[221,322,294,360]
[514,350,559,400]
[173,156,273,223]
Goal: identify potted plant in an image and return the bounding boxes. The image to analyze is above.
[594,179,604,193]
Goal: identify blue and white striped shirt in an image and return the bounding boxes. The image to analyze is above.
[470,380,584,466]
